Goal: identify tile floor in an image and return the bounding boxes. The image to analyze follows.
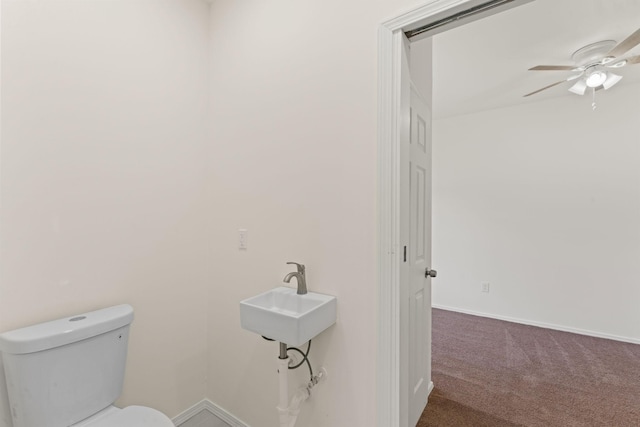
[177,410,231,427]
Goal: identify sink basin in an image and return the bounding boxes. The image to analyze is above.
[240,287,337,346]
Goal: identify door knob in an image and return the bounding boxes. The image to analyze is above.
[425,269,437,278]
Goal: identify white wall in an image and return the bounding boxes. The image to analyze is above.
[0,0,211,424]
[432,82,640,342]
[0,0,431,425]
[205,1,421,426]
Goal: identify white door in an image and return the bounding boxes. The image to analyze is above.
[407,84,433,426]
[398,33,434,426]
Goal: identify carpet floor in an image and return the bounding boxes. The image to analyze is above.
[418,309,640,427]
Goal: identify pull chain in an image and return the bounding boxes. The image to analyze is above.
[592,87,597,111]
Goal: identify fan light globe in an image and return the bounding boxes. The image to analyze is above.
[585,70,607,88]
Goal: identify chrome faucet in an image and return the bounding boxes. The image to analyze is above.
[283,262,307,295]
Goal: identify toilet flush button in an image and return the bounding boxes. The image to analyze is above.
[69,316,87,322]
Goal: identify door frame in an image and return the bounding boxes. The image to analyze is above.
[376,1,530,425]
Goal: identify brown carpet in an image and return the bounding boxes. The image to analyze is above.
[418,309,640,427]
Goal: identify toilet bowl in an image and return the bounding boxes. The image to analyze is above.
[0,304,173,427]
[73,406,174,427]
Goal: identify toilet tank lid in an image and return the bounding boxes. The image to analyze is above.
[0,304,134,355]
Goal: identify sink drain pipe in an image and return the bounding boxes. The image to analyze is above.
[276,342,326,427]
[277,343,292,427]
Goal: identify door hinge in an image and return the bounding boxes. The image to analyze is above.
[403,246,407,262]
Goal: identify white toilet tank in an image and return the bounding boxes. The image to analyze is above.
[0,305,135,427]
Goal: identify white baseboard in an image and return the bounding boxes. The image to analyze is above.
[173,399,251,427]
[433,304,640,345]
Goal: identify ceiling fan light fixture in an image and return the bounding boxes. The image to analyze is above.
[585,69,607,87]
[569,79,587,95]
[603,72,623,90]
[525,28,640,101]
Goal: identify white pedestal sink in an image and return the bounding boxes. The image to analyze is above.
[240,287,337,346]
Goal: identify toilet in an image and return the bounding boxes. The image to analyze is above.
[0,304,174,427]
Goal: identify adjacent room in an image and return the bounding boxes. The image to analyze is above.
[431,0,640,343]
[419,0,640,424]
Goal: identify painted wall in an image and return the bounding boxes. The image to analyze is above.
[0,0,211,424]
[0,0,431,425]
[432,82,640,343]
[206,1,422,426]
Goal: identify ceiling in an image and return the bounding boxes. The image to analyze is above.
[431,0,640,119]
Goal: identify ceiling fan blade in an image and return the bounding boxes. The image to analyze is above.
[523,81,566,97]
[607,27,640,58]
[529,65,576,71]
[567,72,584,81]
[626,54,640,65]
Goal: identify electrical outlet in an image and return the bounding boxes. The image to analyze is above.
[481,282,490,293]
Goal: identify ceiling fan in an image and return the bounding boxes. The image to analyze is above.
[524,27,640,98]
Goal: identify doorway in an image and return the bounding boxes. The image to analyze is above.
[379,1,640,426]
[377,1,536,426]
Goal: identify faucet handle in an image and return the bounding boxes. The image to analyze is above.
[286,262,305,274]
